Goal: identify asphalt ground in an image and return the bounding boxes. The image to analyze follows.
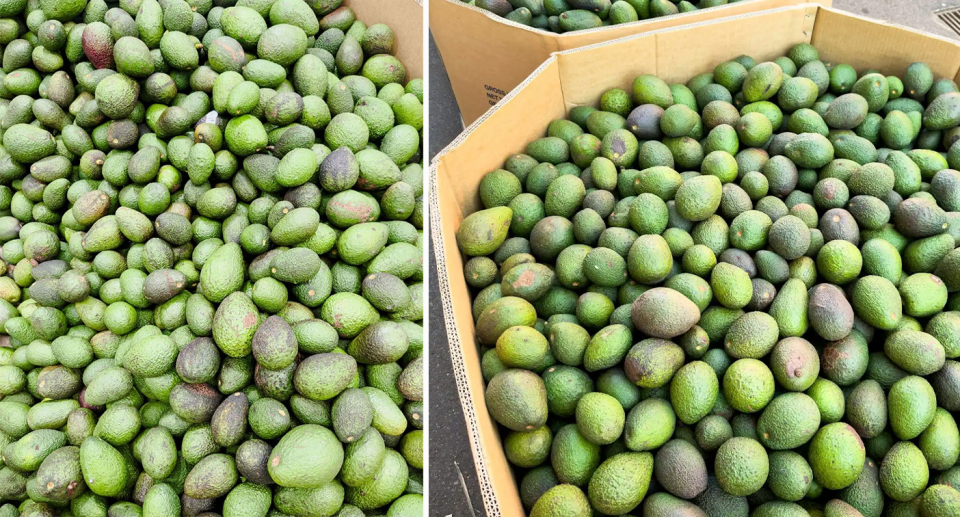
[427,2,958,515]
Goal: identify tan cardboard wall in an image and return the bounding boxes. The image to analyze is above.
[431,0,831,125]
[349,0,423,81]
[431,5,960,516]
[810,8,960,81]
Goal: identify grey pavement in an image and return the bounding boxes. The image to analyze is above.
[427,2,958,515]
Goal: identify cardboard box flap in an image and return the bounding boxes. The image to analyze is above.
[555,5,818,109]
[552,4,960,109]
[652,6,817,81]
[436,58,567,217]
[431,54,572,517]
[434,0,564,38]
[430,61,572,517]
[810,8,960,78]
[431,159,525,517]
[435,7,823,178]
[349,0,424,80]
[431,0,829,124]
[431,0,562,124]
[555,0,825,50]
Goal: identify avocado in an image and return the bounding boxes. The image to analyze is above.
[79,436,128,497]
[211,392,250,448]
[806,283,854,340]
[211,292,260,358]
[851,275,903,330]
[767,451,813,502]
[348,321,410,364]
[888,375,937,440]
[456,207,513,257]
[626,233,673,284]
[676,175,723,221]
[575,392,624,445]
[893,197,947,237]
[586,452,652,514]
[486,369,548,432]
[504,426,552,468]
[918,408,960,471]
[820,330,870,387]
[842,380,887,441]
[123,333,177,378]
[268,424,343,488]
[223,483,273,517]
[714,437,769,496]
[550,423,601,486]
[921,484,960,517]
[293,352,357,401]
[139,427,178,481]
[497,325,549,370]
[182,453,239,499]
[809,422,866,490]
[670,360,719,425]
[769,215,810,260]
[476,296,538,346]
[743,62,784,103]
[885,330,946,375]
[723,358,775,413]
[880,441,929,502]
[34,445,83,502]
[530,484,591,517]
[654,439,708,499]
[630,287,700,338]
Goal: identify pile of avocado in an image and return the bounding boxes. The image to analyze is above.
[465,0,738,32]
[457,42,960,516]
[0,0,424,516]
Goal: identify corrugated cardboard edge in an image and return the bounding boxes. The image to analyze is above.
[548,2,960,86]
[431,54,561,517]
[808,7,960,83]
[553,3,960,79]
[552,4,818,109]
[433,0,833,41]
[430,4,960,516]
[431,0,832,123]
[433,0,556,36]
[348,0,423,80]
[433,0,830,45]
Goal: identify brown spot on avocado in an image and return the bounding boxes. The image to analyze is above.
[784,352,808,379]
[512,269,536,289]
[822,347,849,370]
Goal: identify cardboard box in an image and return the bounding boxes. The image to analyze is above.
[348,0,423,81]
[429,5,960,516]
[430,0,831,125]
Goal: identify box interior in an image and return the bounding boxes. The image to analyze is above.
[431,4,960,516]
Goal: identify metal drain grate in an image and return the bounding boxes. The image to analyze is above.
[936,5,960,37]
